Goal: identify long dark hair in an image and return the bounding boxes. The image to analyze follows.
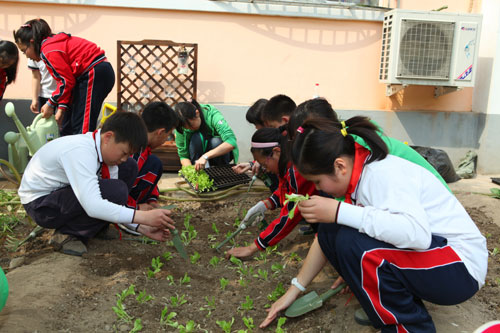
[13,18,52,57]
[174,100,211,138]
[251,126,289,178]
[0,40,19,84]
[291,117,388,176]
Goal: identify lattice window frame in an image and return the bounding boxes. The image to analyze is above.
[117,39,198,111]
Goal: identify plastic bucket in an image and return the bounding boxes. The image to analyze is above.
[0,267,8,312]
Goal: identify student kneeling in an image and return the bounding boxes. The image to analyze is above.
[18,112,175,256]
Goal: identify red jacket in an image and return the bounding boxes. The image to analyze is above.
[41,33,106,110]
[255,164,318,250]
[127,147,160,209]
[0,69,6,101]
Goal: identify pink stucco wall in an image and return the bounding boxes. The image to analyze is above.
[0,1,479,111]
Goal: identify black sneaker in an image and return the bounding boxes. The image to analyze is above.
[354,308,372,326]
[48,231,87,256]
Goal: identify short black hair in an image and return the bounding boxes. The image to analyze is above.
[142,101,178,133]
[261,94,296,123]
[246,98,267,127]
[101,112,148,153]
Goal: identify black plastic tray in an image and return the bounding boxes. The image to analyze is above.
[204,165,251,190]
[491,177,500,186]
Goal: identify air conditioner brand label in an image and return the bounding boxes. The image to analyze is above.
[453,22,479,83]
[457,65,472,80]
[461,27,476,31]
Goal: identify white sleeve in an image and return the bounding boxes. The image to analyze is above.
[59,148,135,223]
[337,166,432,250]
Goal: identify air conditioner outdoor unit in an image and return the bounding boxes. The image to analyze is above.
[379,9,482,96]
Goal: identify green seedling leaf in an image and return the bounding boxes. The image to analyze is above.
[162,251,173,261]
[179,272,191,285]
[276,317,287,333]
[209,256,221,267]
[490,247,499,257]
[230,255,243,267]
[490,188,500,199]
[240,295,254,312]
[212,222,219,234]
[179,165,215,192]
[271,263,284,275]
[130,318,143,333]
[239,278,248,287]
[267,282,286,302]
[166,275,175,286]
[216,318,235,333]
[136,290,154,303]
[243,316,255,331]
[170,294,187,308]
[199,296,216,317]
[253,268,268,281]
[190,251,201,264]
[283,193,310,219]
[220,277,229,291]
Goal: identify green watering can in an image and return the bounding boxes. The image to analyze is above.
[0,267,8,312]
[285,283,346,318]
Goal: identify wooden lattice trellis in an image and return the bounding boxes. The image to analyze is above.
[117,39,198,111]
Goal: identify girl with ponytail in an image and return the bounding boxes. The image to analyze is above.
[225,125,318,259]
[260,117,487,332]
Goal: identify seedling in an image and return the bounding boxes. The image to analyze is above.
[266,282,286,307]
[254,252,267,263]
[162,251,173,261]
[160,305,177,326]
[216,318,234,333]
[179,165,215,192]
[136,290,154,303]
[253,268,269,281]
[233,216,241,228]
[181,213,197,245]
[130,318,143,333]
[147,256,163,278]
[238,265,253,276]
[190,251,201,264]
[112,284,136,323]
[179,272,191,285]
[212,222,219,234]
[199,296,216,317]
[209,256,221,267]
[230,255,243,267]
[271,263,284,275]
[240,295,254,312]
[239,278,248,287]
[243,317,255,331]
[170,293,188,308]
[166,275,175,286]
[220,277,229,291]
[275,317,287,333]
[283,193,309,219]
[490,247,499,257]
[288,252,302,262]
[225,231,236,246]
[178,320,197,333]
[266,245,279,256]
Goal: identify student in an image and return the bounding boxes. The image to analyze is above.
[14,18,115,135]
[28,57,57,113]
[18,112,175,256]
[127,101,178,211]
[288,98,450,190]
[260,94,296,128]
[175,100,238,171]
[226,127,318,258]
[260,117,487,331]
[0,40,19,102]
[245,98,267,130]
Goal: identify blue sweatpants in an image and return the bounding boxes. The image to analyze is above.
[317,223,479,333]
[189,134,233,166]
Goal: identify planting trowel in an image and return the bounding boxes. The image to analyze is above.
[161,205,189,260]
[285,283,346,318]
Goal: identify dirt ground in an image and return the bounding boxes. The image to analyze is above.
[0,175,499,332]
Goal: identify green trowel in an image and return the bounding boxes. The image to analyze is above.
[285,283,346,318]
[161,205,188,260]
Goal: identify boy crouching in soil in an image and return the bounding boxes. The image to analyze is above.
[18,112,175,256]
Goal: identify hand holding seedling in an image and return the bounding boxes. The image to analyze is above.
[134,208,175,230]
[259,287,301,328]
[298,195,339,223]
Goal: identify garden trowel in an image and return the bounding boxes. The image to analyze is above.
[161,205,188,260]
[285,283,346,318]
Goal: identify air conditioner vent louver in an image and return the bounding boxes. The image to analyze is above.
[397,20,455,79]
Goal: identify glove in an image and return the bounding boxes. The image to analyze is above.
[242,201,268,227]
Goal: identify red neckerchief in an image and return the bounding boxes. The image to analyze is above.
[344,143,371,204]
[93,130,110,179]
[136,146,152,171]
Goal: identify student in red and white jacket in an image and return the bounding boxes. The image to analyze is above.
[261,117,487,332]
[14,18,114,135]
[127,102,179,211]
[226,127,318,259]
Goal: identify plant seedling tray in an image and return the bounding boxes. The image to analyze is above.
[204,165,251,190]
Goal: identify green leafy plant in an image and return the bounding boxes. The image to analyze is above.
[181,213,197,245]
[209,256,221,267]
[162,251,173,261]
[489,188,500,199]
[266,245,279,256]
[254,252,267,263]
[240,295,254,312]
[166,275,175,286]
[178,320,197,333]
[147,256,163,278]
[220,277,229,291]
[130,318,143,333]
[216,318,234,333]
[283,193,310,219]
[212,222,219,234]
[136,290,154,303]
[190,251,201,264]
[160,305,177,327]
[253,268,268,281]
[112,285,135,323]
[179,272,191,285]
[288,252,302,262]
[243,316,255,331]
[179,165,215,192]
[199,296,216,317]
[239,278,248,287]
[170,293,188,308]
[275,317,287,333]
[230,255,243,267]
[271,263,284,275]
[266,282,286,306]
[490,247,499,257]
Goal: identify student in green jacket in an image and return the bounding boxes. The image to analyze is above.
[174,100,239,171]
